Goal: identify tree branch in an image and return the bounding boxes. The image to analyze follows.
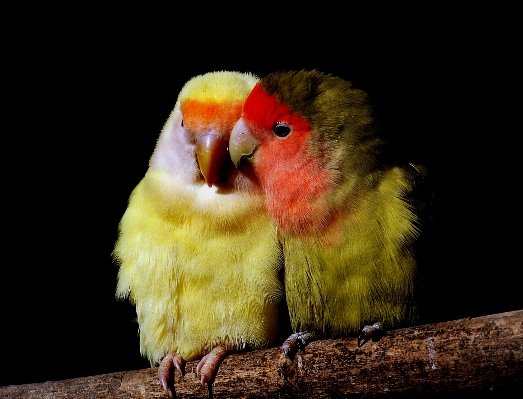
[2,310,522,398]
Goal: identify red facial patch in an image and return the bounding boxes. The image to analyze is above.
[243,83,338,238]
[243,83,310,135]
[181,100,243,134]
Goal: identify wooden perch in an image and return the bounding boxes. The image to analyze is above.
[2,310,522,398]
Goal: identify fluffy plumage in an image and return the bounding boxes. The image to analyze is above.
[114,71,288,393]
[229,70,428,345]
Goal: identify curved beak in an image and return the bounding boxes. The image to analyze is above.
[195,133,229,187]
[229,118,260,169]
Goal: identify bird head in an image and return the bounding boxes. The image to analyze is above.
[178,71,259,187]
[150,71,259,189]
[230,70,383,234]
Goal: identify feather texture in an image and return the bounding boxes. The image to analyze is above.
[114,71,288,389]
[230,70,429,339]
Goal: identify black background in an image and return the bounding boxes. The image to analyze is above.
[3,7,521,388]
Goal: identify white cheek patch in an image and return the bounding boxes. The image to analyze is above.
[149,110,200,181]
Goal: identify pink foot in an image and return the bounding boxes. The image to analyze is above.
[196,345,231,387]
[158,353,186,394]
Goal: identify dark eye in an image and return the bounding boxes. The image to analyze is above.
[273,122,291,138]
[181,120,184,127]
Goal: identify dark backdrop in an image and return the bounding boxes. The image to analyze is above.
[3,7,520,387]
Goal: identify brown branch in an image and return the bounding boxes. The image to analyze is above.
[2,310,522,398]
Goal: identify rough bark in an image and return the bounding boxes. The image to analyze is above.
[1,310,522,398]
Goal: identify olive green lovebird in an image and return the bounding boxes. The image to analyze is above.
[114,71,289,395]
[229,69,430,353]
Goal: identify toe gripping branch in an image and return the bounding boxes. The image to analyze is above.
[158,354,186,396]
[357,322,384,347]
[282,331,316,359]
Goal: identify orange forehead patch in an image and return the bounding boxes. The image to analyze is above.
[181,99,244,130]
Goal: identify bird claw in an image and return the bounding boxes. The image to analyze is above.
[173,355,186,376]
[158,354,186,396]
[357,322,384,347]
[196,345,230,390]
[282,331,315,359]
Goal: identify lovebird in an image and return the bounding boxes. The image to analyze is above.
[229,69,430,354]
[113,71,289,394]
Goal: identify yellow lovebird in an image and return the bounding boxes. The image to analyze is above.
[230,70,431,354]
[114,71,289,394]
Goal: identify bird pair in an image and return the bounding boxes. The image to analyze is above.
[114,70,428,396]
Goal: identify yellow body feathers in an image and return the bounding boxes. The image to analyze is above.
[229,70,428,342]
[114,72,286,370]
[281,166,421,336]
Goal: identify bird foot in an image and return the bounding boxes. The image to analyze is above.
[158,353,186,395]
[358,322,384,347]
[196,345,231,389]
[282,331,316,359]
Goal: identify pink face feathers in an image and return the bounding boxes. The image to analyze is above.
[241,83,337,237]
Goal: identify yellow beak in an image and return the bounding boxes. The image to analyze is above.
[229,118,260,169]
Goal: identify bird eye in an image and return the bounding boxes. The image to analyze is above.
[273,122,291,138]
[181,120,184,127]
